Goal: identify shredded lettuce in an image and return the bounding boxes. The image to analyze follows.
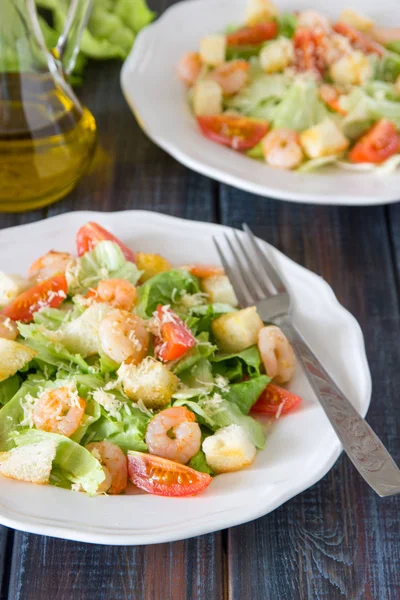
[18,324,92,373]
[341,88,400,138]
[272,77,329,131]
[297,156,339,173]
[227,73,290,117]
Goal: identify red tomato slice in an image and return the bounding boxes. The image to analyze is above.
[76,222,135,262]
[349,119,399,164]
[294,28,326,75]
[226,22,278,46]
[333,22,384,56]
[127,451,212,497]
[181,264,224,278]
[155,305,195,361]
[1,274,68,323]
[251,383,302,416]
[197,115,269,151]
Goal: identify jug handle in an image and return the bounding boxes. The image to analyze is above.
[27,0,93,76]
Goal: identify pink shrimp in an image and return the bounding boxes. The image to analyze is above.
[32,386,86,438]
[177,52,203,86]
[145,407,201,464]
[207,60,249,95]
[86,441,128,495]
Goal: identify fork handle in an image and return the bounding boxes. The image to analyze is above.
[277,317,400,497]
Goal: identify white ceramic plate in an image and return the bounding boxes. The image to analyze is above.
[121,0,400,206]
[0,211,371,544]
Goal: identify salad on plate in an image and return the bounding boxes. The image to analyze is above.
[0,222,301,497]
[178,0,400,173]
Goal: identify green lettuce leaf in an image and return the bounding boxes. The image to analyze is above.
[66,240,141,295]
[18,324,92,373]
[172,333,216,375]
[0,375,21,406]
[278,12,297,38]
[13,429,104,496]
[188,450,214,475]
[223,376,270,414]
[211,346,263,380]
[186,303,236,336]
[136,269,200,317]
[82,404,150,453]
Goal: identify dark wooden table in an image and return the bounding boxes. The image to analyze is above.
[1,2,400,596]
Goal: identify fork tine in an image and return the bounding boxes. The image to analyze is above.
[232,229,273,298]
[242,223,287,294]
[213,237,250,307]
[223,233,262,303]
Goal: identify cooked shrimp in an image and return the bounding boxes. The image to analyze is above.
[0,315,18,340]
[208,60,249,95]
[86,440,128,495]
[177,52,203,86]
[258,325,296,384]
[297,10,331,34]
[261,129,303,170]
[99,309,149,364]
[32,386,86,437]
[87,279,137,311]
[145,407,201,464]
[28,251,73,281]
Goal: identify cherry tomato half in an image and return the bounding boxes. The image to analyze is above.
[127,451,212,497]
[197,115,269,151]
[349,119,399,164]
[1,274,68,323]
[155,305,195,362]
[251,383,302,416]
[226,21,278,46]
[76,222,135,262]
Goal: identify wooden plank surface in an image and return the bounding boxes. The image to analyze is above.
[0,0,399,597]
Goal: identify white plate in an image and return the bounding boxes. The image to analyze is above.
[0,211,371,544]
[121,0,400,206]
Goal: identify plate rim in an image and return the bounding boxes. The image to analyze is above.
[0,210,372,544]
[120,0,400,207]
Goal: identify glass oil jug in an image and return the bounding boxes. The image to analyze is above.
[0,0,97,212]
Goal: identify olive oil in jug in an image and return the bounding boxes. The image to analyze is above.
[0,72,96,211]
[0,0,97,212]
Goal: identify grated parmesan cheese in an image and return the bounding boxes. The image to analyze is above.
[92,389,123,421]
[20,393,37,428]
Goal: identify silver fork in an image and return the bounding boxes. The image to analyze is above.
[214,224,400,498]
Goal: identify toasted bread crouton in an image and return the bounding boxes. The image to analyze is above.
[212,306,263,353]
[60,302,111,357]
[0,440,57,484]
[199,34,226,66]
[118,358,179,409]
[202,425,256,473]
[193,80,223,116]
[0,339,37,382]
[200,275,238,307]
